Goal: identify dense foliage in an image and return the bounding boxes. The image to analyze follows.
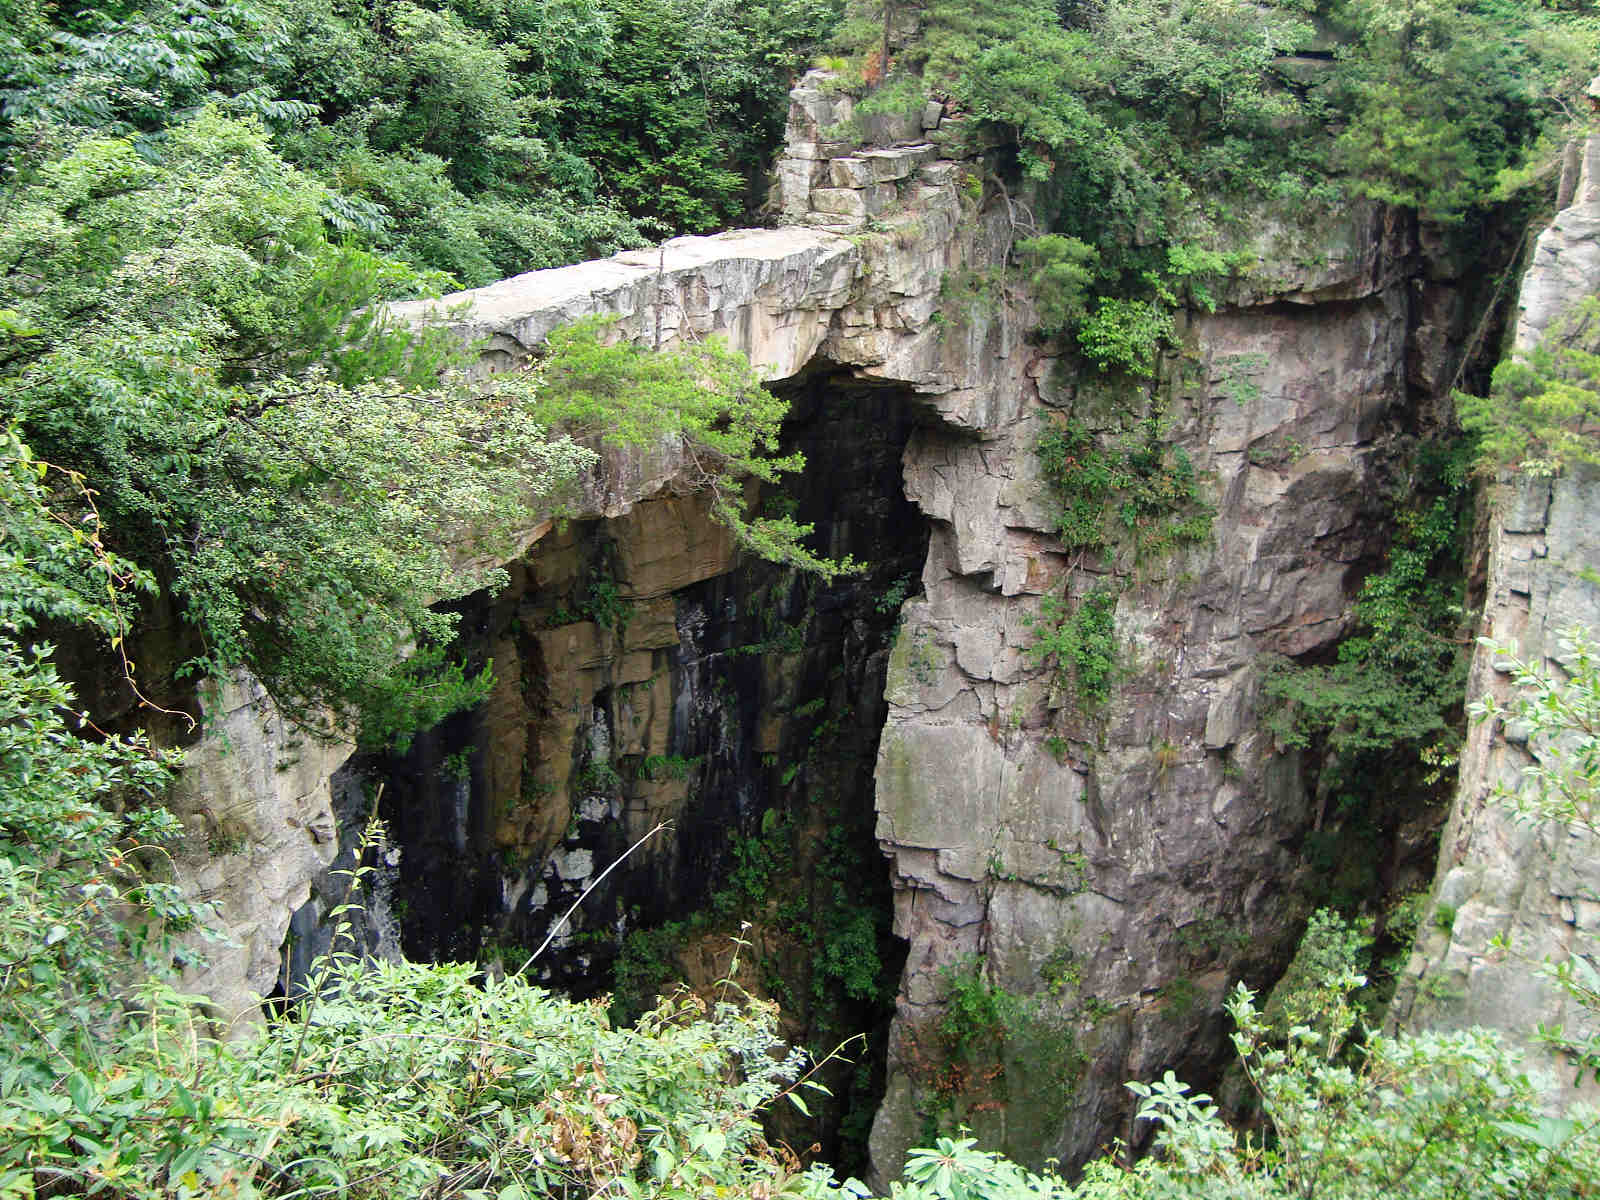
[7,0,1600,1195]
[1,0,853,743]
[2,0,841,284]
[1462,296,1600,475]
[839,0,1595,372]
[0,716,822,1199]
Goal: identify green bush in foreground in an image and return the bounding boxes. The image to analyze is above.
[3,502,1599,1196]
[799,928,1600,1198]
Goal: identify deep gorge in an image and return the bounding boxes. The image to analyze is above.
[280,366,935,1166]
[10,1,1600,1193]
[259,102,1538,1177]
[147,69,1591,1187]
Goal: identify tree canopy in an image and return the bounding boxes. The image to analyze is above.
[0,0,855,744]
[835,0,1596,373]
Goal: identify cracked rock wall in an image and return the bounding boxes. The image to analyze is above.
[177,69,1007,1024]
[1391,136,1600,1105]
[167,67,1527,1183]
[863,195,1499,1176]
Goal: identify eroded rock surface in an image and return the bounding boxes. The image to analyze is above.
[1393,137,1600,1103]
[171,67,1532,1181]
[181,68,1003,1026]
[865,202,1433,1176]
[390,227,855,381]
[171,675,348,1023]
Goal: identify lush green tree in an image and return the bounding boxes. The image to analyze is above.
[0,426,194,1113]
[1,109,843,746]
[1461,296,1600,475]
[0,0,313,159]
[3,0,839,287]
[1,111,587,743]
[556,0,842,233]
[1328,0,1593,219]
[257,0,646,282]
[1015,235,1097,338]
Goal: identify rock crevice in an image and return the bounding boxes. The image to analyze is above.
[1394,137,1600,1103]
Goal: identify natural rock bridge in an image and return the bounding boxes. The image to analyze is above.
[171,76,1600,1179]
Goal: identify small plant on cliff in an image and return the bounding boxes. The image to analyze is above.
[1076,297,1174,378]
[1471,626,1600,1081]
[1460,296,1600,477]
[526,318,862,584]
[1025,585,1119,707]
[938,956,1017,1061]
[1016,235,1098,339]
[925,955,1084,1132]
[1035,416,1212,561]
[1473,626,1600,835]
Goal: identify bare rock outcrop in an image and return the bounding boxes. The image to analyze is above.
[866,199,1426,1177]
[170,675,349,1022]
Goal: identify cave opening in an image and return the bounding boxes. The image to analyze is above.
[284,358,932,1171]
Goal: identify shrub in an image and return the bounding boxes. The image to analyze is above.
[1026,586,1119,706]
[1076,297,1173,378]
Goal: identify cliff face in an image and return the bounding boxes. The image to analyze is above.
[170,67,1533,1178]
[865,201,1454,1173]
[1392,137,1600,1102]
[164,677,350,1024]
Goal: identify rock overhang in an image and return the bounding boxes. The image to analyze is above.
[390,228,860,381]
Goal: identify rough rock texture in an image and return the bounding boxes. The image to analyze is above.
[327,369,927,1168]
[865,201,1432,1177]
[170,66,1517,1175]
[390,227,855,382]
[170,675,348,1023]
[1392,137,1600,1102]
[184,69,1002,1025]
[1514,137,1600,352]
